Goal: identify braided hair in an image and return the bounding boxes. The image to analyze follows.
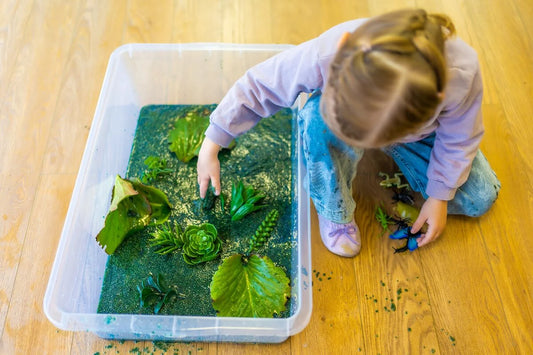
[321,9,456,148]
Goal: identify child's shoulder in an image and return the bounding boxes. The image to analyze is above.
[443,38,482,108]
[445,38,480,74]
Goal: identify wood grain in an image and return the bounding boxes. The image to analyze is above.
[1,0,532,354]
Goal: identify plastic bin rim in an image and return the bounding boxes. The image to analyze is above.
[111,42,296,58]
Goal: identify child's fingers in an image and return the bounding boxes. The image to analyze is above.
[211,175,221,196]
[198,177,210,199]
[417,224,442,247]
[410,215,426,234]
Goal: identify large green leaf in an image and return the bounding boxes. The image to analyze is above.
[96,176,172,255]
[210,254,290,317]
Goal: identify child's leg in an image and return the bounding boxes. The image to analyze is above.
[298,93,364,257]
[383,134,501,216]
[298,93,364,222]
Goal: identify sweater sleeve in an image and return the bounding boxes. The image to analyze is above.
[426,42,484,200]
[204,18,369,147]
[205,40,324,147]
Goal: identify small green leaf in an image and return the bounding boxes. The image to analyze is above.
[140,156,173,183]
[210,254,290,318]
[168,112,210,163]
[230,181,266,221]
[149,222,184,255]
[137,273,180,314]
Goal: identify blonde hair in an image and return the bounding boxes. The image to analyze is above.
[321,9,456,148]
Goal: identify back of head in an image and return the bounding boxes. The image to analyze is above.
[321,9,456,148]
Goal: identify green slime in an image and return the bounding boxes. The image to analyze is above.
[97,104,297,317]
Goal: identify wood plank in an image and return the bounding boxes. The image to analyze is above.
[0,175,75,355]
[476,105,533,353]
[41,0,129,174]
[291,207,365,354]
[172,0,223,42]
[122,0,175,43]
[463,0,533,177]
[0,174,39,335]
[0,0,79,175]
[352,150,440,354]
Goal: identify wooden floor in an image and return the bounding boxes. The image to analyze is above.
[1,1,532,354]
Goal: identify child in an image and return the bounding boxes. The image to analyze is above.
[197,9,501,257]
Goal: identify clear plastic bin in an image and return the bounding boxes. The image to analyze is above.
[43,43,312,343]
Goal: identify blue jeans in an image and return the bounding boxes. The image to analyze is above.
[298,93,501,223]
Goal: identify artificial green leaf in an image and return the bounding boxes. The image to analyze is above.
[210,254,290,318]
[149,222,184,255]
[96,192,152,254]
[137,273,180,314]
[96,176,172,255]
[168,111,210,163]
[247,209,280,255]
[131,180,172,224]
[109,175,139,211]
[140,156,173,183]
[230,181,266,221]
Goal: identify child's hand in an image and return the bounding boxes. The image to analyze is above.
[411,197,448,247]
[197,137,221,198]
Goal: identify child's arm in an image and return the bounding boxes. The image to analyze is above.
[426,39,484,201]
[204,19,367,149]
[413,40,484,246]
[198,19,367,197]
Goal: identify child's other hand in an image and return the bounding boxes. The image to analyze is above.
[411,197,448,247]
[197,137,221,198]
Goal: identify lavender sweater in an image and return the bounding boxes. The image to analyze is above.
[205,19,484,201]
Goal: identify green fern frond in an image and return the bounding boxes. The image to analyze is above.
[148,222,184,255]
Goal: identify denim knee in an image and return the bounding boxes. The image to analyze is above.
[449,175,501,217]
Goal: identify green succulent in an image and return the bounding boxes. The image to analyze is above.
[180,223,221,265]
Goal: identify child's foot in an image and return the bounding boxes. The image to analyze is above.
[317,215,361,257]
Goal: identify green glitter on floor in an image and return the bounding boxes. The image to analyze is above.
[97,105,297,317]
